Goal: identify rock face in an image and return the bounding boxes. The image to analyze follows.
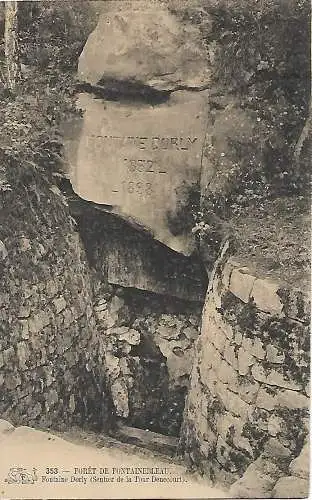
[78,1,210,91]
[64,90,209,255]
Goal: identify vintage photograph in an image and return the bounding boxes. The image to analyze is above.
[0,0,310,498]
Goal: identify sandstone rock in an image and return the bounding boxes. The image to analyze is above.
[251,279,283,315]
[53,296,66,314]
[266,368,302,391]
[238,379,259,404]
[238,347,254,376]
[229,268,256,303]
[272,476,309,498]
[16,341,28,370]
[0,419,15,439]
[63,90,209,256]
[263,438,292,460]
[267,416,284,437]
[118,328,141,345]
[289,443,309,479]
[217,360,238,390]
[266,344,285,364]
[183,326,199,341]
[223,342,237,368]
[78,3,210,91]
[229,457,283,499]
[111,379,129,418]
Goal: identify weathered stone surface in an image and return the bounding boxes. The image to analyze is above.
[238,347,254,375]
[0,419,15,439]
[263,438,292,459]
[238,378,259,404]
[290,443,309,479]
[64,90,209,255]
[111,379,129,418]
[251,278,283,314]
[266,344,285,364]
[179,255,310,490]
[78,2,210,91]
[272,476,309,498]
[229,267,256,303]
[229,456,283,499]
[104,216,206,301]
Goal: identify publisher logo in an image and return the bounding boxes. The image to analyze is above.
[5,467,38,484]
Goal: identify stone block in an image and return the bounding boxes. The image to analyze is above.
[216,381,251,419]
[251,337,266,360]
[256,386,277,411]
[252,362,267,383]
[111,379,129,418]
[213,324,227,353]
[223,341,237,369]
[0,419,15,439]
[63,308,74,328]
[267,415,284,436]
[277,389,309,410]
[251,279,283,314]
[217,360,238,392]
[238,378,259,404]
[238,347,255,375]
[266,344,285,364]
[290,443,309,479]
[281,288,310,324]
[272,476,309,498]
[229,268,256,303]
[64,88,209,256]
[216,413,253,456]
[229,457,283,499]
[266,368,302,391]
[46,280,58,299]
[234,330,243,346]
[118,328,141,345]
[53,296,66,314]
[183,326,199,341]
[263,438,292,459]
[78,3,210,92]
[16,342,29,370]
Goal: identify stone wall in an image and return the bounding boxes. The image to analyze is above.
[178,245,310,496]
[0,183,111,432]
[94,283,201,436]
[77,210,203,436]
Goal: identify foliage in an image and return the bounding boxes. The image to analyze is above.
[0,1,96,218]
[189,0,310,273]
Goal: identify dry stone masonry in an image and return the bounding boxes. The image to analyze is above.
[178,249,310,496]
[0,184,112,432]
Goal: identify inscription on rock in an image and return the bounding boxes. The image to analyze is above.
[64,91,209,255]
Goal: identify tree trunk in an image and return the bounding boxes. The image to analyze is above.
[4,0,20,91]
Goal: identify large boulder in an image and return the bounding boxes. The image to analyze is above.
[63,89,209,255]
[78,1,210,91]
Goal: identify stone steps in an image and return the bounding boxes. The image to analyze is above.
[113,422,179,458]
[57,424,181,463]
